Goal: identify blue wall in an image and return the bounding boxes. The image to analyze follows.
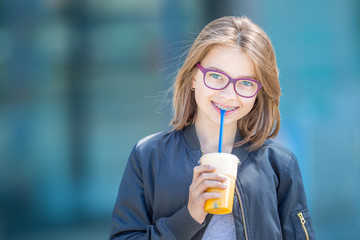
[249,1,360,239]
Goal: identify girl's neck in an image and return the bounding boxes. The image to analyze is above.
[194,120,237,154]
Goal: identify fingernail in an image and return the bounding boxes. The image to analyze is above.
[218,174,227,180]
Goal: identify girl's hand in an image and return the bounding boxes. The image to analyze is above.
[187,165,227,224]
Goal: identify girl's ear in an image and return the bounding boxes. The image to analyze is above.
[191,77,196,90]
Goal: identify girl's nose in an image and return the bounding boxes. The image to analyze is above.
[219,83,237,98]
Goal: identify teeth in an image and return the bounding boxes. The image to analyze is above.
[214,103,236,111]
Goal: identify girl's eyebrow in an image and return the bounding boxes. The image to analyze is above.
[208,65,257,80]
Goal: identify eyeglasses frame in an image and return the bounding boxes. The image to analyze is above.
[195,63,262,98]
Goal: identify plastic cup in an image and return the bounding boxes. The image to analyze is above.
[199,152,240,214]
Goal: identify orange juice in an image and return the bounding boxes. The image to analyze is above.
[204,175,236,214]
[199,152,239,215]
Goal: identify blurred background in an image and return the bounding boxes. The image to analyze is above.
[0,0,359,239]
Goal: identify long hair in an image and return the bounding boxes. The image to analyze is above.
[170,16,281,151]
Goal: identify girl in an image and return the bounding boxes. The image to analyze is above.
[110,16,315,240]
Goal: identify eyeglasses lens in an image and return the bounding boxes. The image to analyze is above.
[205,71,258,97]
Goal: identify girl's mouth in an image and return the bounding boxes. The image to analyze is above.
[213,102,238,112]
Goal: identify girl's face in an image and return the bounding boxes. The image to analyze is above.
[192,45,258,128]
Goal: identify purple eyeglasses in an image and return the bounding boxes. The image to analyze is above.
[196,63,262,98]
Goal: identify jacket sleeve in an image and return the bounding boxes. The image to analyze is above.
[277,154,316,240]
[109,146,205,240]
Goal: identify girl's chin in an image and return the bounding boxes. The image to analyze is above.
[211,116,238,127]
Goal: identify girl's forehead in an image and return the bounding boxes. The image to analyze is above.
[201,46,256,79]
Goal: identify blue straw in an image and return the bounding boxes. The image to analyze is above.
[218,109,226,153]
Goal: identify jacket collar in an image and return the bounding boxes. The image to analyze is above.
[182,124,250,163]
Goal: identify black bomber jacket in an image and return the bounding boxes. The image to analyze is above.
[110,125,315,239]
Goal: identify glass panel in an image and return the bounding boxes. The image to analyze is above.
[236,80,258,96]
[205,71,229,88]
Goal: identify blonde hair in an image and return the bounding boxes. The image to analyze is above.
[170,16,281,151]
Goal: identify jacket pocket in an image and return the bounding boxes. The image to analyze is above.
[290,209,315,240]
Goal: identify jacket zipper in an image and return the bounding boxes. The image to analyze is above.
[235,185,248,240]
[297,212,309,240]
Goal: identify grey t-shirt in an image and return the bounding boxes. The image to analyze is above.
[202,213,236,240]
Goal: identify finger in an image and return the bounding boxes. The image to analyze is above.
[200,192,222,201]
[192,165,215,181]
[190,178,227,199]
[196,172,227,184]
[197,179,227,193]
[190,172,227,196]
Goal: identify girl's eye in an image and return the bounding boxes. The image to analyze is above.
[210,73,222,80]
[241,80,253,87]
